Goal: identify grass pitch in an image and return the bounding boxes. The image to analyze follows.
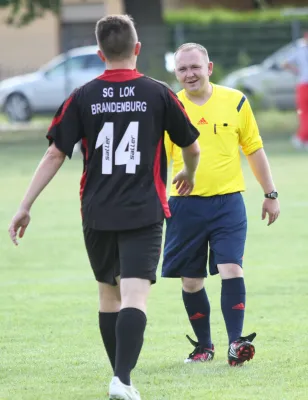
[0,136,307,400]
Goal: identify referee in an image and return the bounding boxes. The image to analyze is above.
[163,43,280,367]
[8,16,200,400]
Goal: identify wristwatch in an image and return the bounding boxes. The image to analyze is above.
[264,191,278,199]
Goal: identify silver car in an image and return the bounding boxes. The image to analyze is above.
[0,46,106,122]
[219,39,304,110]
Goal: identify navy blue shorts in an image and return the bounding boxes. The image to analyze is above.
[162,193,247,278]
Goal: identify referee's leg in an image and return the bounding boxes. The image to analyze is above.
[209,193,256,366]
[163,196,213,363]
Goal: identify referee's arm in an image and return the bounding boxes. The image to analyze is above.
[239,97,279,225]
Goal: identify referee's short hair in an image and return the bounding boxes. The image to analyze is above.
[175,43,209,61]
[95,14,138,61]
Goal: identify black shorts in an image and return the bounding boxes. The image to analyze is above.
[83,222,163,285]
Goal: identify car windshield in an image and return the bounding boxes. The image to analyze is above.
[38,55,67,75]
[38,53,105,79]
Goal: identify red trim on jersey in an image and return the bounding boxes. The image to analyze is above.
[79,138,89,202]
[97,69,143,82]
[168,89,191,121]
[48,95,74,131]
[153,138,170,218]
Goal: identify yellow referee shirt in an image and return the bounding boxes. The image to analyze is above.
[165,84,263,196]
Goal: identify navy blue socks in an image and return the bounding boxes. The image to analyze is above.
[221,278,246,344]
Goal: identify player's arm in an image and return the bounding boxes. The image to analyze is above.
[281,61,298,75]
[164,89,200,195]
[281,52,298,75]
[239,96,280,226]
[8,92,83,245]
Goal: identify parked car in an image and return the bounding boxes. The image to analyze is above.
[218,39,305,110]
[0,46,106,122]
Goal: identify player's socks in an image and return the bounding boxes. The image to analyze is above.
[99,311,119,371]
[221,277,246,344]
[182,288,212,348]
[114,307,147,386]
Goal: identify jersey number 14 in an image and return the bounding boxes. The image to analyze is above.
[95,122,141,174]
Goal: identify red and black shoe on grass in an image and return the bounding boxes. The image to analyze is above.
[184,335,215,363]
[228,332,256,366]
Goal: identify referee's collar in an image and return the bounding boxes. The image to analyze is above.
[98,69,143,82]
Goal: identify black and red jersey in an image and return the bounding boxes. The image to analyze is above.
[47,69,199,231]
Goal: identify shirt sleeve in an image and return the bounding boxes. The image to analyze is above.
[164,88,199,147]
[46,90,83,159]
[164,130,174,166]
[238,95,263,156]
[285,49,298,66]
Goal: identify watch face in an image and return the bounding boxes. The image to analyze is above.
[267,192,278,199]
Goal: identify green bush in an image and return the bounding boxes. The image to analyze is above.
[211,63,227,84]
[164,7,308,25]
[255,109,297,138]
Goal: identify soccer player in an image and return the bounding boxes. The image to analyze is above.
[163,43,280,366]
[282,31,308,149]
[8,17,200,400]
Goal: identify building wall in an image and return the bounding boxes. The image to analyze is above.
[0,9,58,79]
[0,0,123,80]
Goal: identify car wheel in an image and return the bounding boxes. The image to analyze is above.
[4,93,32,122]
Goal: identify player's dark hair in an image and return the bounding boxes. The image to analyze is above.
[95,14,138,61]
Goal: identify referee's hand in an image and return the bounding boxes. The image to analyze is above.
[262,198,280,226]
[172,169,195,196]
[8,208,31,246]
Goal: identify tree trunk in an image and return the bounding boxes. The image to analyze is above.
[123,0,168,79]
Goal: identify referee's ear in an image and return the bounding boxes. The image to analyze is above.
[97,50,106,63]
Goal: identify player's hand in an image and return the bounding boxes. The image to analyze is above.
[262,198,280,226]
[172,169,195,196]
[8,208,31,246]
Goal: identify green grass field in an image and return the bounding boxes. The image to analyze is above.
[0,135,307,400]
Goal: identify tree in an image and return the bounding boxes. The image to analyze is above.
[0,0,60,26]
[252,0,272,9]
[123,0,168,79]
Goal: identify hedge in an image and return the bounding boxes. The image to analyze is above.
[164,7,308,25]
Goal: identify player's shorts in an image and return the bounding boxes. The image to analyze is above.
[83,221,163,285]
[162,193,247,278]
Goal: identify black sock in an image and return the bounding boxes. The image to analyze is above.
[221,278,246,344]
[114,307,147,385]
[182,288,212,348]
[99,312,119,371]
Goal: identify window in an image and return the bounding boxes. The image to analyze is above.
[45,55,89,79]
[84,54,106,71]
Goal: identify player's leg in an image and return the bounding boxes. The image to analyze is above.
[114,278,151,385]
[98,280,121,372]
[292,83,308,148]
[208,193,256,366]
[83,225,121,372]
[109,222,163,399]
[297,83,308,144]
[162,196,213,363]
